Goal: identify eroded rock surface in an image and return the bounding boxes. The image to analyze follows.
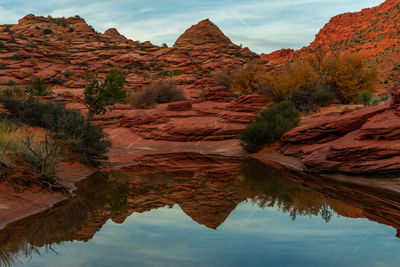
[261,0,400,88]
[280,88,400,174]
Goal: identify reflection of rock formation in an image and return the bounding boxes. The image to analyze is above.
[2,153,400,264]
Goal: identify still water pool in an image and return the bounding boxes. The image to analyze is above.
[1,154,400,267]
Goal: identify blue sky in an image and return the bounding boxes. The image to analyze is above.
[0,0,384,53]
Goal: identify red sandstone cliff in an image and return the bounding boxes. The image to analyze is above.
[261,0,400,87]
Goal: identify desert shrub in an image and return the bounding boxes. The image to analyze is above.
[63,68,75,78]
[231,63,266,94]
[8,81,16,86]
[240,102,300,153]
[79,61,89,66]
[356,90,372,105]
[22,135,63,183]
[130,88,157,109]
[0,119,22,168]
[311,88,336,107]
[1,97,111,166]
[130,80,185,109]
[369,97,381,106]
[0,119,18,151]
[10,54,21,60]
[260,61,320,111]
[69,122,111,165]
[2,87,26,99]
[52,77,63,85]
[84,69,127,117]
[28,77,53,96]
[255,53,377,108]
[213,70,234,89]
[0,41,4,48]
[324,54,378,103]
[0,119,63,182]
[43,28,52,35]
[28,43,39,49]
[156,70,183,78]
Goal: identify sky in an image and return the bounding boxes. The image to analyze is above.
[0,0,384,53]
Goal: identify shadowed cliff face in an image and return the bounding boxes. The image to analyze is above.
[1,153,400,265]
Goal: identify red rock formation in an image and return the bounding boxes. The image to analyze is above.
[0,14,258,100]
[261,0,400,87]
[167,101,192,111]
[174,19,233,49]
[104,28,129,42]
[279,88,400,174]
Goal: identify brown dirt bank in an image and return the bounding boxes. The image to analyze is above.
[0,161,96,230]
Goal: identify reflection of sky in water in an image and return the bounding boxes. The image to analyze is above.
[17,201,400,267]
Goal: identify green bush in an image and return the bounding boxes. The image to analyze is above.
[84,69,127,117]
[369,97,380,106]
[10,54,21,60]
[28,77,53,96]
[130,80,185,109]
[240,101,300,153]
[43,28,52,35]
[1,97,111,166]
[356,90,372,106]
[311,88,336,107]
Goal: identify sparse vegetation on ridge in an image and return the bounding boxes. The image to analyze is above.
[231,54,379,110]
[0,118,63,186]
[1,96,111,166]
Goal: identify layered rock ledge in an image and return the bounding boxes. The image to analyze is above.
[277,88,400,174]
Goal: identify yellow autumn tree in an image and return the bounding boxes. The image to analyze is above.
[230,63,266,94]
[323,54,378,103]
[260,60,319,110]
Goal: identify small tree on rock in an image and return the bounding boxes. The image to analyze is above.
[84,69,127,118]
[28,77,53,96]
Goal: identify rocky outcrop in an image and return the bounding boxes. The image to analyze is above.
[104,28,128,42]
[174,19,233,50]
[261,0,400,88]
[167,101,192,111]
[0,14,258,94]
[280,88,400,174]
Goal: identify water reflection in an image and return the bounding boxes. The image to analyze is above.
[1,153,400,266]
[238,160,335,222]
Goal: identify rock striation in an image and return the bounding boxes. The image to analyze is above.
[261,0,400,87]
[280,88,400,174]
